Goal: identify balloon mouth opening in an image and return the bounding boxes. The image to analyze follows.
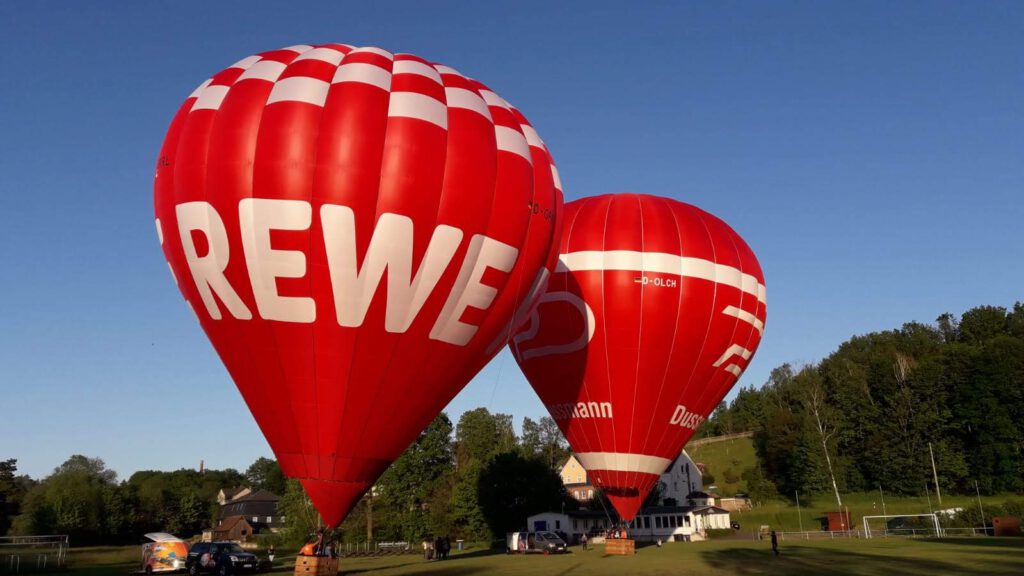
[602,486,640,498]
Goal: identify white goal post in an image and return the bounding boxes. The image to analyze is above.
[862,514,943,538]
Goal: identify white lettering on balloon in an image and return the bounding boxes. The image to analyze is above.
[547,401,613,421]
[172,200,518,347]
[176,202,253,321]
[511,291,595,360]
[240,198,315,323]
[670,405,706,430]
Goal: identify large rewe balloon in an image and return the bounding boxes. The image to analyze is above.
[511,193,765,521]
[153,44,563,526]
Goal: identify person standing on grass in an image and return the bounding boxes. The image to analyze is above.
[581,532,588,551]
[770,530,779,557]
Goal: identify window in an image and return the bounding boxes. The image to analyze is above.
[577,474,582,483]
[684,516,691,527]
[644,516,651,529]
[587,489,593,499]
[677,515,683,527]
[252,516,258,523]
[556,520,561,529]
[573,519,578,530]
[669,516,677,528]
[655,516,662,529]
[266,516,272,523]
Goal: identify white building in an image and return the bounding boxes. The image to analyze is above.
[526,504,730,544]
[559,450,702,506]
[654,451,703,506]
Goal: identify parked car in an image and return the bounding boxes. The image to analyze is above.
[186,542,260,576]
[731,521,741,530]
[505,531,568,555]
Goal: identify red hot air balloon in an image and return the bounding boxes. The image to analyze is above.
[511,193,766,521]
[153,44,562,527]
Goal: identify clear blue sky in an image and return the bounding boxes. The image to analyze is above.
[2,1,1021,480]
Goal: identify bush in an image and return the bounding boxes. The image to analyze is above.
[723,469,740,484]
[705,529,734,540]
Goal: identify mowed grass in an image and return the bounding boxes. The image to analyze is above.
[65,538,1024,576]
[729,491,1020,535]
[685,435,757,495]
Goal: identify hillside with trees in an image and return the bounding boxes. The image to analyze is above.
[702,303,1024,504]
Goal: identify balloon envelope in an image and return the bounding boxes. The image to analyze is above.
[511,193,766,521]
[153,44,562,526]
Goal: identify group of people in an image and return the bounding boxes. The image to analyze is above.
[422,535,452,560]
[299,529,338,558]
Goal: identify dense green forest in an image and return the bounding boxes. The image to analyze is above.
[3,303,1021,545]
[701,303,1024,503]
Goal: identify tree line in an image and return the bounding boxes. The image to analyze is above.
[0,412,576,546]
[701,303,1024,505]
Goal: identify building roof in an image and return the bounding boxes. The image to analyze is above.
[220,487,248,500]
[691,505,730,515]
[212,515,252,533]
[231,489,280,502]
[639,504,729,515]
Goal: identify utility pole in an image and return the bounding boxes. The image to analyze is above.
[879,485,887,517]
[975,481,987,532]
[928,442,942,506]
[366,492,373,543]
[924,484,933,515]
[795,490,804,533]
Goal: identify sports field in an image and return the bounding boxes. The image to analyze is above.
[65,538,1024,576]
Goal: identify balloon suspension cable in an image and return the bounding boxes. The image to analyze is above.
[594,487,615,529]
[486,350,508,412]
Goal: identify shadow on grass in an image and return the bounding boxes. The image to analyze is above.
[341,564,486,575]
[919,537,1024,549]
[700,543,1024,576]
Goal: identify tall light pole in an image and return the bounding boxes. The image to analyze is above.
[795,490,804,533]
[928,442,942,506]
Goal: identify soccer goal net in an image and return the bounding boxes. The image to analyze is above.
[862,514,943,538]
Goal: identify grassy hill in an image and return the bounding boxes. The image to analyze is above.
[684,433,757,496]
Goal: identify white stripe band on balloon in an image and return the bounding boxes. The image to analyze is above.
[576,452,673,475]
[556,250,767,305]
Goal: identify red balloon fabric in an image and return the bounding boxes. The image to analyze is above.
[511,193,766,521]
[153,44,562,527]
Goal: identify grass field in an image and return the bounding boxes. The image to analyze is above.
[63,538,1024,576]
[685,434,757,495]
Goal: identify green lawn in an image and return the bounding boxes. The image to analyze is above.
[729,491,1019,534]
[64,538,1024,576]
[685,435,757,495]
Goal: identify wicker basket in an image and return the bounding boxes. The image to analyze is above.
[294,555,339,575]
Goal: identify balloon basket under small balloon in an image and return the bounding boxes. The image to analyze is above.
[294,555,338,575]
[604,539,635,556]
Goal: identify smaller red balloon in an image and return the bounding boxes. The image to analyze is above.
[512,193,767,521]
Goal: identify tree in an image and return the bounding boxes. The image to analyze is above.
[14,455,117,543]
[0,459,18,535]
[478,452,573,537]
[278,478,321,544]
[374,413,454,541]
[800,369,844,514]
[520,417,569,470]
[245,457,287,495]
